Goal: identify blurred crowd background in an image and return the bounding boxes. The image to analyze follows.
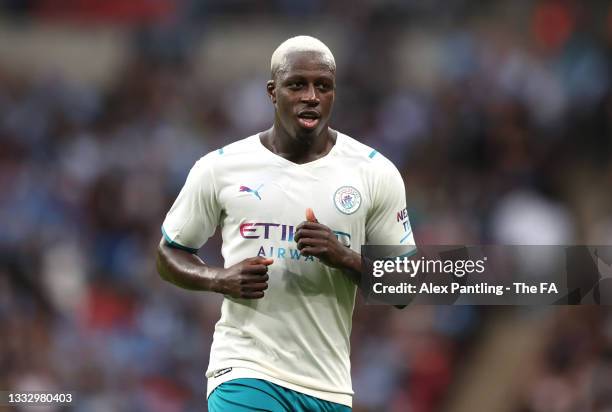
[1,0,612,411]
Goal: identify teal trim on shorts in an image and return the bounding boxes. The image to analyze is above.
[208,378,351,412]
[368,150,378,159]
[160,226,198,254]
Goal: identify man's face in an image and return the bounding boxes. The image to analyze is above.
[267,51,336,141]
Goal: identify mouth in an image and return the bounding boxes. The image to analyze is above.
[297,110,321,130]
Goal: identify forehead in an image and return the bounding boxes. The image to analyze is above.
[277,51,335,79]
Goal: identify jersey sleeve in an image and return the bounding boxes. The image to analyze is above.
[365,161,415,252]
[161,155,221,253]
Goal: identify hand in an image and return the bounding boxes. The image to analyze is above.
[212,256,273,299]
[295,208,354,269]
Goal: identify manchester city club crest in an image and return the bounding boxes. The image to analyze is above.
[334,186,362,215]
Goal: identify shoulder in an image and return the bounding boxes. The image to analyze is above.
[194,134,259,169]
[215,134,260,157]
[336,132,400,177]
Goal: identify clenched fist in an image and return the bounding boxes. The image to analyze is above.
[295,209,355,269]
[212,256,273,299]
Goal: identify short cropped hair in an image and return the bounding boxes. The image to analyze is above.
[270,36,336,79]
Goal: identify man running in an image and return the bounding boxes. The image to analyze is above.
[157,35,414,411]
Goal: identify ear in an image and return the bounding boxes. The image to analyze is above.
[266,80,276,104]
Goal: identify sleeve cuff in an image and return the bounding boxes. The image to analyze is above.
[161,226,199,254]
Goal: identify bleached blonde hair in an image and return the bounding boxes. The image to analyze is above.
[270,35,336,78]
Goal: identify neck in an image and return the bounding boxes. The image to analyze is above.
[263,122,337,164]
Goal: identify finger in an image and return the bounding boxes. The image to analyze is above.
[240,274,269,284]
[296,221,331,232]
[306,208,318,223]
[296,238,327,251]
[240,291,265,299]
[300,246,325,257]
[243,282,268,291]
[294,228,330,242]
[244,264,271,275]
[247,256,274,265]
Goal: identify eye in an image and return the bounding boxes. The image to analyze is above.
[287,82,303,90]
[316,82,333,92]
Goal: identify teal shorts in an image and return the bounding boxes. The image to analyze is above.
[208,378,351,412]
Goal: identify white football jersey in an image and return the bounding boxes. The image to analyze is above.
[162,132,414,407]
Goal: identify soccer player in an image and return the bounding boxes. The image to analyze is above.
[157,35,414,411]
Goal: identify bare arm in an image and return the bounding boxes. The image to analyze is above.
[156,238,273,298]
[156,239,217,291]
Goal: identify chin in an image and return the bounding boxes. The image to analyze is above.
[295,123,327,141]
[292,127,318,142]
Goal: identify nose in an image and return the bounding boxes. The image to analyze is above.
[301,84,319,105]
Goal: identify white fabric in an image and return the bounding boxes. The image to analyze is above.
[162,132,415,407]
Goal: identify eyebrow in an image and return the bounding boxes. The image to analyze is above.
[283,73,335,81]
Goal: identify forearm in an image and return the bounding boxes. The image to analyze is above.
[156,239,220,291]
[341,249,363,285]
[341,250,405,308]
